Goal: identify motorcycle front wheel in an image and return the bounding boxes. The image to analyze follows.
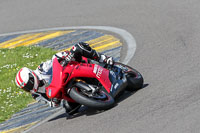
[69,87,115,110]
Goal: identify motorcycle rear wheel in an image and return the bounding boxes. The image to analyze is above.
[114,62,144,91]
[69,87,115,110]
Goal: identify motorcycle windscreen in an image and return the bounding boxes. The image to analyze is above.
[46,58,63,98]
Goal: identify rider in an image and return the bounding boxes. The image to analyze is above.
[15,42,114,112]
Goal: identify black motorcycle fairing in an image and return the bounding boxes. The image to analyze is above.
[108,66,128,98]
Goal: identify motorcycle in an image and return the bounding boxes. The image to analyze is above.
[44,57,143,110]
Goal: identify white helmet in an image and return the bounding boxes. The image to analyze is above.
[15,67,39,92]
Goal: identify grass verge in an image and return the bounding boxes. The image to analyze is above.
[0,46,56,123]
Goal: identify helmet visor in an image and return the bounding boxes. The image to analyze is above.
[23,73,35,92]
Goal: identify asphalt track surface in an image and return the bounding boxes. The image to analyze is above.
[1,0,200,132]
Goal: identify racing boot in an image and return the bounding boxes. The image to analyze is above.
[60,100,81,115]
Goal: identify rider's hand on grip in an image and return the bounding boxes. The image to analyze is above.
[104,57,114,66]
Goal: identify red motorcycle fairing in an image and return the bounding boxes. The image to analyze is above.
[45,58,112,101]
[45,58,63,99]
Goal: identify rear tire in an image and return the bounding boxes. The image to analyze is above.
[126,68,143,91]
[114,62,143,92]
[69,87,115,110]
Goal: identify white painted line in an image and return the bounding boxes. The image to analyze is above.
[0,26,136,64]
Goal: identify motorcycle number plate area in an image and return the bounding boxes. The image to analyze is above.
[93,64,112,93]
[93,64,104,79]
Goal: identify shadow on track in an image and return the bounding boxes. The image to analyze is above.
[116,83,149,103]
[48,106,106,121]
[48,84,149,122]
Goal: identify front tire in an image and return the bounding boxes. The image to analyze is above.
[69,87,115,110]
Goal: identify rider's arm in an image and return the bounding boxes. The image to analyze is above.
[51,42,114,65]
[52,51,71,62]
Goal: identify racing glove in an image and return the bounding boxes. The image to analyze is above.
[54,51,75,66]
[99,54,114,65]
[104,56,114,65]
